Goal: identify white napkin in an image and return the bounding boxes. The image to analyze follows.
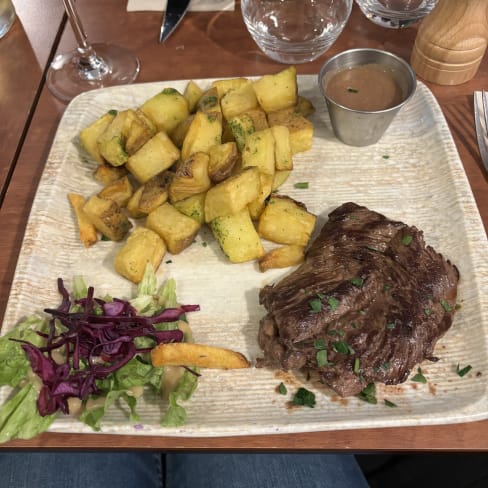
[474,91,488,166]
[127,0,235,12]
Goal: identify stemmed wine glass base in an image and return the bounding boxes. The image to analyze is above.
[47,43,140,102]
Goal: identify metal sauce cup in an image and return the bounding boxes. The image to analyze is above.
[318,48,417,146]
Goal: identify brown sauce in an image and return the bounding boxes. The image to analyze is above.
[325,64,403,111]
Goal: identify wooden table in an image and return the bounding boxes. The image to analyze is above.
[0,1,487,450]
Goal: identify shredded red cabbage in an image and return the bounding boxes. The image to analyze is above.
[14,278,199,417]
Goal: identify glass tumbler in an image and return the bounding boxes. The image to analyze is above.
[0,0,15,39]
[355,0,438,28]
[241,0,353,64]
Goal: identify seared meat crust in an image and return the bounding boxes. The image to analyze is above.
[258,202,459,396]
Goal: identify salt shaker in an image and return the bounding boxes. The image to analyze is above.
[411,0,488,85]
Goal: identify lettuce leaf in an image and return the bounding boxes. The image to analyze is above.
[161,369,198,427]
[0,383,55,443]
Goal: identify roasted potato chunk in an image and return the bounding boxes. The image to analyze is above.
[267,108,314,154]
[126,131,180,184]
[146,202,201,254]
[210,207,264,263]
[93,164,127,186]
[204,166,260,222]
[258,195,316,246]
[172,192,206,224]
[97,110,134,167]
[248,173,273,221]
[184,80,203,113]
[169,152,211,203]
[181,111,222,161]
[83,195,132,241]
[220,81,259,121]
[79,111,115,163]
[252,66,298,113]
[207,142,239,182]
[242,128,276,176]
[197,87,221,114]
[137,171,174,214]
[270,125,293,171]
[211,77,249,98]
[114,227,166,283]
[98,175,133,208]
[258,245,305,272]
[140,87,190,133]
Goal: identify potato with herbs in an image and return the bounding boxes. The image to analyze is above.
[126,131,180,184]
[210,208,264,263]
[114,227,166,283]
[258,195,316,246]
[83,195,132,242]
[140,87,189,133]
[146,202,201,255]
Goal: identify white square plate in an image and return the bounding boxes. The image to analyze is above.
[1,76,487,437]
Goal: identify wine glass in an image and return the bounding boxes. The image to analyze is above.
[46,0,140,102]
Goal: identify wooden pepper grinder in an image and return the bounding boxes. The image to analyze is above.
[411,0,488,85]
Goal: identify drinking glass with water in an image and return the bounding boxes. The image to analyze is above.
[0,0,16,39]
[241,0,353,64]
[355,0,438,28]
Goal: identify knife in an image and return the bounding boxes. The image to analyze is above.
[474,91,488,174]
[159,0,191,43]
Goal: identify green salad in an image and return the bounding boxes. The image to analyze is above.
[0,265,200,443]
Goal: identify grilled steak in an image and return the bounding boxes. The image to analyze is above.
[258,202,459,396]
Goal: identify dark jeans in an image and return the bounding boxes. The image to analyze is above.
[0,452,369,487]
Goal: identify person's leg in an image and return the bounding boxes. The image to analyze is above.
[165,452,369,488]
[0,451,163,488]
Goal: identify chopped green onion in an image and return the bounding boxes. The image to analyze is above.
[440,299,452,312]
[456,364,472,377]
[309,297,322,313]
[332,341,355,355]
[328,297,340,311]
[316,349,330,367]
[382,155,390,159]
[402,235,413,246]
[347,87,359,93]
[351,277,364,288]
[314,338,327,350]
[384,399,397,408]
[357,383,377,404]
[294,182,309,189]
[411,367,427,383]
[353,357,360,374]
[278,382,287,395]
[292,387,316,408]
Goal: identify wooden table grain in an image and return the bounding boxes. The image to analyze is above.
[0,1,486,450]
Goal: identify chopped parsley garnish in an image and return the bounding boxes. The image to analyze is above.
[165,260,173,264]
[347,87,359,93]
[351,322,359,329]
[108,109,118,116]
[101,235,111,241]
[332,341,355,355]
[294,182,309,189]
[202,241,208,247]
[440,299,452,312]
[383,284,391,291]
[402,235,413,246]
[384,399,397,408]
[382,155,390,160]
[353,357,360,374]
[278,382,287,395]
[424,308,432,316]
[351,277,364,288]
[328,297,340,311]
[314,338,327,350]
[316,349,330,367]
[386,322,396,330]
[411,367,427,383]
[309,297,323,313]
[327,329,345,337]
[456,364,472,377]
[357,383,377,404]
[292,387,316,408]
